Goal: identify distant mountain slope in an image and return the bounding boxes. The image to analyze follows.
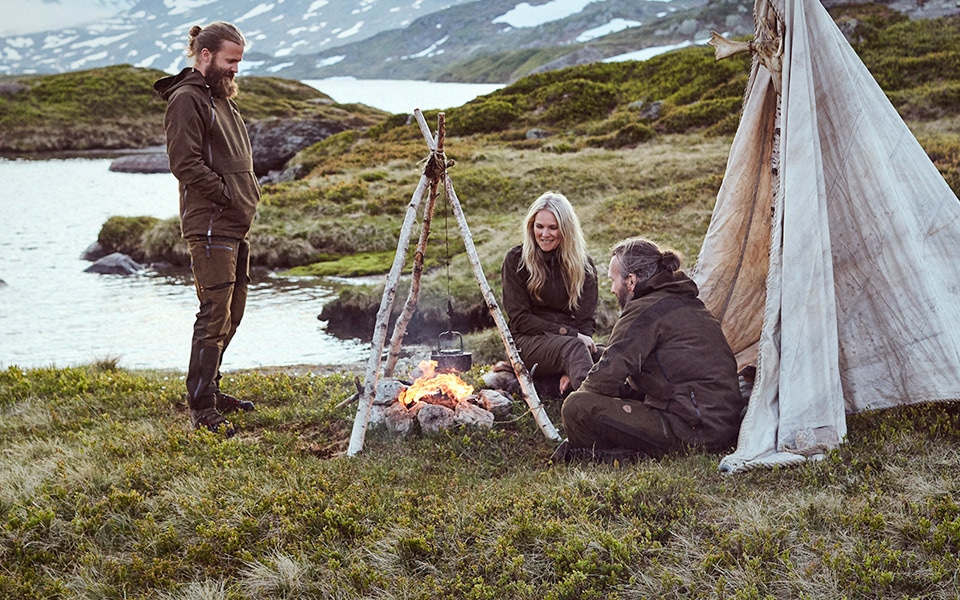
[0,0,476,75]
[1,0,959,83]
[275,0,738,82]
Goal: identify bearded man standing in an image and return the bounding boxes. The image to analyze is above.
[154,22,260,435]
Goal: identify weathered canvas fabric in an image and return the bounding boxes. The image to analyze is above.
[692,0,960,472]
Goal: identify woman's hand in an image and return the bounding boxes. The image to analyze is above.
[578,332,596,354]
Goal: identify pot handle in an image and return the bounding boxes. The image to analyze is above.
[437,330,464,353]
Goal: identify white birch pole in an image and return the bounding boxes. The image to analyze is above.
[347,174,430,456]
[383,180,439,376]
[384,109,440,377]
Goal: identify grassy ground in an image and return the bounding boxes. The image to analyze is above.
[1,363,959,599]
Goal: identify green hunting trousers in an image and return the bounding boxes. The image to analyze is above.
[185,236,250,409]
[561,389,687,457]
[515,332,595,392]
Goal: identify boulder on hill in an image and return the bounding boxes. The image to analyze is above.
[247,116,349,176]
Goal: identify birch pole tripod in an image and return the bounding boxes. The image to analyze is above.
[346,110,561,456]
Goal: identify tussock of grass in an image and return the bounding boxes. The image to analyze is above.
[2,364,959,598]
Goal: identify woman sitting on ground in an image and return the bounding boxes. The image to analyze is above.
[500,191,599,397]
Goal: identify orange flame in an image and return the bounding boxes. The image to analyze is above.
[398,360,474,408]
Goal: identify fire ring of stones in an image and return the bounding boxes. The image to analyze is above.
[369,365,514,436]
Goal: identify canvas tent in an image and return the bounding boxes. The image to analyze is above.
[692,0,960,472]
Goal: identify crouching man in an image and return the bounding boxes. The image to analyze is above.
[556,237,745,462]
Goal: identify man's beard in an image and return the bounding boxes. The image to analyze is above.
[207,64,238,99]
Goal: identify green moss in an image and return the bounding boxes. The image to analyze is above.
[286,251,398,277]
[97,215,161,260]
[447,99,521,135]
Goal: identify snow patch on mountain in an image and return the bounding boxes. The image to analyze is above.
[0,0,135,36]
[165,0,219,16]
[493,0,605,28]
[403,35,448,60]
[236,3,276,23]
[336,21,365,39]
[577,18,642,42]
[604,38,705,63]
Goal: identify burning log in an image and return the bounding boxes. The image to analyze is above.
[366,361,501,436]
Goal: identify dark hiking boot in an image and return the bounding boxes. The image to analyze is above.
[215,391,255,413]
[190,407,236,436]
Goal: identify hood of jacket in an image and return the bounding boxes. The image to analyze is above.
[632,269,699,301]
[154,68,209,102]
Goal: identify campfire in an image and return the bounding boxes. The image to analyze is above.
[369,360,513,435]
[399,360,474,409]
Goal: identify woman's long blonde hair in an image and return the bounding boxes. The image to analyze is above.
[520,191,591,311]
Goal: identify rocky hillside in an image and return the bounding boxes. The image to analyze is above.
[2,0,960,84]
[0,65,388,156]
[0,0,476,76]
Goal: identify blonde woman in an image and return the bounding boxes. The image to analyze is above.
[501,192,598,397]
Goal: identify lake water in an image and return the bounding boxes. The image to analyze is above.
[302,78,504,114]
[0,158,371,371]
[0,80,501,372]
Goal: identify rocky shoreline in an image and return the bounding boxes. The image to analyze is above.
[106,114,351,184]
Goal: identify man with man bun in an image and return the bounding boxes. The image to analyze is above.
[154,22,260,435]
[556,237,745,462]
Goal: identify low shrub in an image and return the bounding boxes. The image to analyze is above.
[659,97,744,133]
[141,217,189,267]
[585,122,657,149]
[448,99,522,135]
[530,79,619,126]
[97,215,161,260]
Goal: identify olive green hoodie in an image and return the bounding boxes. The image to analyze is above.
[580,270,745,451]
[154,68,260,240]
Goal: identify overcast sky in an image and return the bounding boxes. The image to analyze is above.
[0,0,124,37]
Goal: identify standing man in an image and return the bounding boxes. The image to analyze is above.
[154,22,260,435]
[556,237,745,462]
